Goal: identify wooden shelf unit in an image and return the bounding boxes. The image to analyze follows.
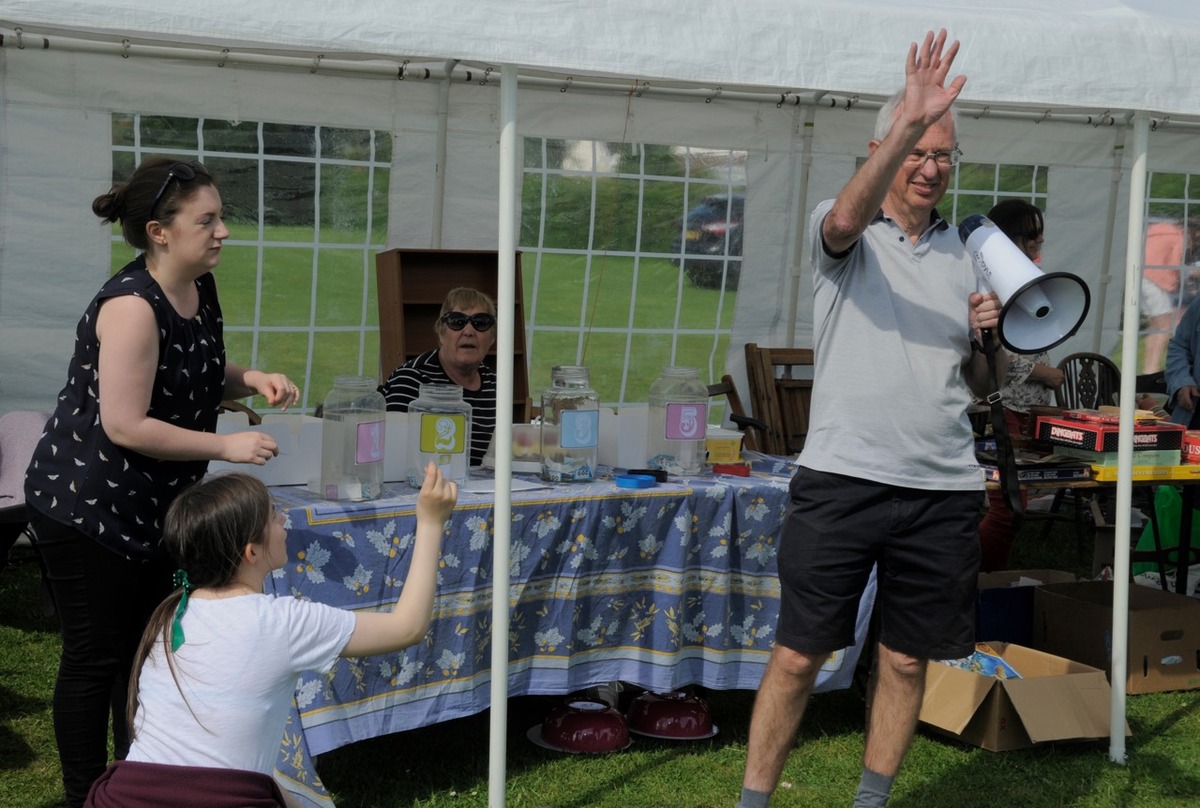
[375,248,530,422]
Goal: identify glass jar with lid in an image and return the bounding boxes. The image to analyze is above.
[540,365,599,482]
[320,375,386,501]
[647,366,708,475]
[406,383,473,487]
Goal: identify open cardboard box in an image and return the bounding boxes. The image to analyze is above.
[211,411,416,490]
[919,642,1124,752]
[976,569,1078,646]
[1032,580,1200,694]
[210,412,322,486]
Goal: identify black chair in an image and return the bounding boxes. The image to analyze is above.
[1037,353,1122,554]
[1054,352,1121,410]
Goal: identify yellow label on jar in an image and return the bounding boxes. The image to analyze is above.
[419,412,467,454]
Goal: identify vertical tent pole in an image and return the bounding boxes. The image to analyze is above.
[1090,121,1130,352]
[1110,110,1150,766]
[431,59,458,249]
[784,103,817,348]
[487,63,519,808]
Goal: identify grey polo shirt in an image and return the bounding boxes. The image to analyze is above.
[799,199,985,490]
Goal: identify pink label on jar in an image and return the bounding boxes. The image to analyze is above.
[355,420,385,464]
[665,403,706,440]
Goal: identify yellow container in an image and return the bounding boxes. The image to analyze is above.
[705,427,744,464]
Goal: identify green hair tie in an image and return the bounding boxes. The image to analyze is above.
[170,569,195,652]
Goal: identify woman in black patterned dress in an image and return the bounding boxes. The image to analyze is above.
[24,157,301,807]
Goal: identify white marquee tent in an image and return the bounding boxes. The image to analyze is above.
[2,1,1198,804]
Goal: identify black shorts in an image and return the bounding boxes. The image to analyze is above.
[775,466,983,660]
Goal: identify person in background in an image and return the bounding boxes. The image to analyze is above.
[1141,220,1188,374]
[1164,288,1200,427]
[24,157,301,808]
[976,199,1064,572]
[738,31,1002,808]
[379,287,498,465]
[83,462,457,807]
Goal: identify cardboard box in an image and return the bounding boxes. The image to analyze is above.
[598,406,649,469]
[1184,431,1200,464]
[919,642,1123,751]
[210,413,322,486]
[1036,415,1185,453]
[1033,581,1200,694]
[1088,464,1200,482]
[976,570,1078,646]
[1051,446,1181,467]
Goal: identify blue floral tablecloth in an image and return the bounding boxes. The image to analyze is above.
[269,458,875,806]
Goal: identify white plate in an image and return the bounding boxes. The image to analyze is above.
[525,724,633,754]
[629,724,719,741]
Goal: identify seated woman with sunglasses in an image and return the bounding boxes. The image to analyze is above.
[25,156,301,807]
[379,287,499,465]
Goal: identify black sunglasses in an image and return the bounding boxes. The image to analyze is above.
[440,311,496,332]
[150,161,211,218]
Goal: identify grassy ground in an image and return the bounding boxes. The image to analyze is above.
[3,514,1199,808]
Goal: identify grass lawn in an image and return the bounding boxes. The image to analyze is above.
[4,513,1199,808]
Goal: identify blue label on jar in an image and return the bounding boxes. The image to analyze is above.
[560,410,599,448]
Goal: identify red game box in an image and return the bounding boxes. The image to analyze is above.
[1035,415,1185,453]
[1184,431,1200,464]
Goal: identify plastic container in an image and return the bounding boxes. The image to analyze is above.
[529,699,630,754]
[647,366,708,475]
[540,365,599,482]
[320,375,386,501]
[626,690,717,739]
[406,383,472,487]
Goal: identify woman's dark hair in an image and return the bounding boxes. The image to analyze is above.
[126,473,272,734]
[987,198,1044,244]
[92,156,218,251]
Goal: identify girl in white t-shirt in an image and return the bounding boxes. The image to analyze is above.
[84,462,457,808]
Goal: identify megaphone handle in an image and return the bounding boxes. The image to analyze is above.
[980,328,1024,519]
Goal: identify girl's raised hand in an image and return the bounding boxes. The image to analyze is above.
[416,461,458,525]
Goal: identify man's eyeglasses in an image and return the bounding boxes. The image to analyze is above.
[440,311,496,332]
[903,147,963,168]
[150,161,211,219]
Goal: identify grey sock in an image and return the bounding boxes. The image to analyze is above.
[852,769,894,808]
[737,787,771,808]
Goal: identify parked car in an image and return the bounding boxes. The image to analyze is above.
[672,193,744,290]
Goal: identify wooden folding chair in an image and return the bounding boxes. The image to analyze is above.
[706,374,767,453]
[743,343,815,456]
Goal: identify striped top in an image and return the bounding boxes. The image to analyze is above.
[378,349,496,466]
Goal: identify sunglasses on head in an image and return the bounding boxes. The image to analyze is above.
[150,160,211,219]
[440,311,496,332]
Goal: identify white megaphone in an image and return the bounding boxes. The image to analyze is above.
[959,214,1090,354]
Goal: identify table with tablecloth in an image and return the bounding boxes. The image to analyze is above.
[268,456,875,805]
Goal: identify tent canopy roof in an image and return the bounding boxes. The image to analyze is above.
[4,0,1200,119]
